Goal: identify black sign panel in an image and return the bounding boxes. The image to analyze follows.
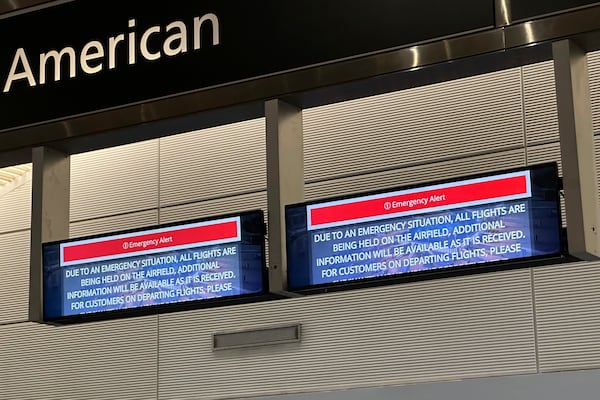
[0,0,493,131]
[512,0,600,21]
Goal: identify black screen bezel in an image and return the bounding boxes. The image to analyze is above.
[285,163,567,294]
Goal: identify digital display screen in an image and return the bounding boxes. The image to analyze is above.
[43,210,267,323]
[286,164,563,291]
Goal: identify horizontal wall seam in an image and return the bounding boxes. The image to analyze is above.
[160,188,267,210]
[0,228,30,236]
[0,319,29,326]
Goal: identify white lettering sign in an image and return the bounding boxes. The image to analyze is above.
[3,13,220,93]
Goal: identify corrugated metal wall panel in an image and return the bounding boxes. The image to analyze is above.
[1,58,584,400]
[159,192,269,266]
[522,61,559,145]
[159,118,266,208]
[303,68,524,183]
[158,269,537,400]
[0,176,30,233]
[70,210,158,238]
[305,149,525,201]
[70,140,158,222]
[0,231,29,323]
[159,192,267,225]
[0,317,157,400]
[534,261,600,372]
[1,212,162,400]
[597,137,600,204]
[587,50,600,134]
[527,142,562,171]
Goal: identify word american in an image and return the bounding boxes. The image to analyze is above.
[3,13,220,93]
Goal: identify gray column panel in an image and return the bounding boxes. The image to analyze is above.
[265,100,304,291]
[29,147,70,322]
[553,40,599,259]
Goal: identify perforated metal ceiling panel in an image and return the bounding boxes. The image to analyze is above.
[303,68,524,183]
[70,140,159,222]
[0,317,157,400]
[158,269,537,400]
[159,118,266,208]
[0,230,29,324]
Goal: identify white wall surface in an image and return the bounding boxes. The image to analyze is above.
[1,56,600,400]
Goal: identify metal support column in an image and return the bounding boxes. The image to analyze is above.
[29,146,70,322]
[553,40,599,259]
[494,0,512,27]
[265,100,304,293]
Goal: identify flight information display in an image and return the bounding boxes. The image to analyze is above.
[286,164,563,291]
[43,210,267,323]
